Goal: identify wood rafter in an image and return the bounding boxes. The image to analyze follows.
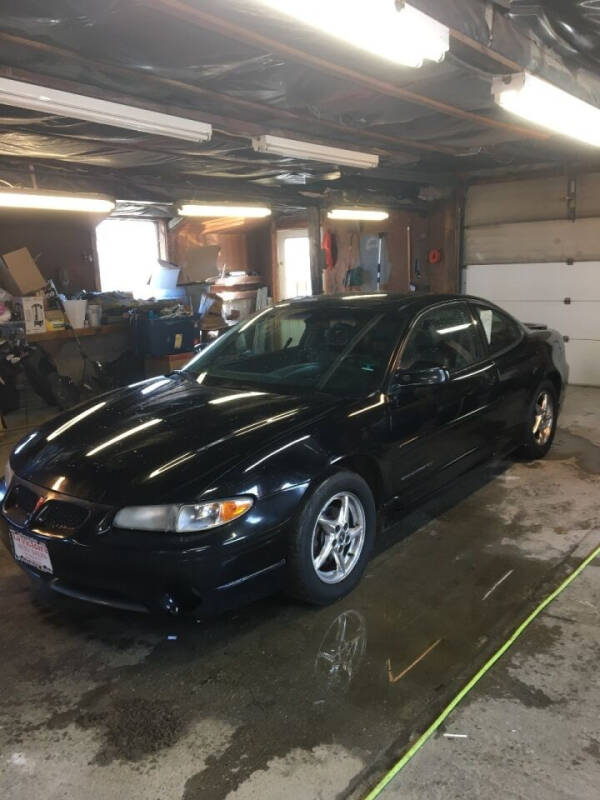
[0,31,458,158]
[146,0,547,141]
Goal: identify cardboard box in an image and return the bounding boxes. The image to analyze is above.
[0,248,46,296]
[13,296,46,334]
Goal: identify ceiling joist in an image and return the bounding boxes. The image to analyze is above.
[146,0,548,142]
[0,31,458,159]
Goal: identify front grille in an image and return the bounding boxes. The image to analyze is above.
[3,481,91,535]
[4,484,40,526]
[35,500,90,534]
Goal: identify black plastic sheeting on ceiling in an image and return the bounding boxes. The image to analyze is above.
[412,0,600,104]
[0,0,526,154]
[1,0,600,203]
[509,0,600,71]
[0,2,499,150]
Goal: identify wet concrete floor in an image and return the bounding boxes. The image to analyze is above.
[0,387,598,799]
[383,553,600,800]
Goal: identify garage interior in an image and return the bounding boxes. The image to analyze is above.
[0,1,600,798]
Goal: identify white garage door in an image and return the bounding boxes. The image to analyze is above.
[465,262,600,386]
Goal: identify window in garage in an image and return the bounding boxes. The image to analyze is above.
[95,218,167,298]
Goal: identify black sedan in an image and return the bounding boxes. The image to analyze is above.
[0,294,567,614]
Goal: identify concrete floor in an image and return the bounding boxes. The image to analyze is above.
[0,387,598,800]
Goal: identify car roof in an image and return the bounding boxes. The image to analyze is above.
[275,293,478,313]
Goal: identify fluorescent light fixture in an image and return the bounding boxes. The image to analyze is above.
[492,72,600,147]
[0,76,212,143]
[0,190,115,214]
[328,209,389,221]
[257,1,449,68]
[253,135,378,169]
[178,203,271,218]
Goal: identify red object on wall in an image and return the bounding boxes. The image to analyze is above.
[322,230,337,269]
[427,248,442,264]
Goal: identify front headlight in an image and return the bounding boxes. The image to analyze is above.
[113,498,254,532]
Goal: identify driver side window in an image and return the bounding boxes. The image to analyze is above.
[400,304,482,372]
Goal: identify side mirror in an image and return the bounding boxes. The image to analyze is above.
[392,366,450,389]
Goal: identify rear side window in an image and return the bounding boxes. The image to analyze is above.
[474,305,522,355]
[400,303,483,372]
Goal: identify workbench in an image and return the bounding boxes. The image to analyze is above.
[27,322,129,343]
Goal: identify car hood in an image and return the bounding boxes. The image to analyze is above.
[10,376,339,506]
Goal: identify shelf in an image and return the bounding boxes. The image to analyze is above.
[27,322,129,343]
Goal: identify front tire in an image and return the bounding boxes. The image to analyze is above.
[286,471,376,605]
[520,381,557,459]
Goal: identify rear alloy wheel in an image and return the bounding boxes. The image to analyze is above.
[287,472,375,604]
[520,381,557,459]
[533,390,555,447]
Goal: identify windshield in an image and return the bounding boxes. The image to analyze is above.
[183,304,404,396]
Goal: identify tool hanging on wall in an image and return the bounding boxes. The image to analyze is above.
[343,229,363,290]
[322,229,337,270]
[344,265,364,288]
[406,225,416,292]
[415,232,426,282]
[376,232,386,291]
[428,248,443,265]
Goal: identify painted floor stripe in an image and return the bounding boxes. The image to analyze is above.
[363,543,600,800]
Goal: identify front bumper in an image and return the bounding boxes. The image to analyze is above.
[0,479,307,615]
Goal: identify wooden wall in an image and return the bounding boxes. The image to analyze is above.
[0,198,457,304]
[0,213,99,292]
[168,218,273,291]
[274,194,459,300]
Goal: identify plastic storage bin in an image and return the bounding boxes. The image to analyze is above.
[133,315,195,357]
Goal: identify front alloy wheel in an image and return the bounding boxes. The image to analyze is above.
[311,492,366,584]
[287,471,376,605]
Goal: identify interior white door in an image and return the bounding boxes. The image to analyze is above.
[465,262,600,386]
[276,229,311,301]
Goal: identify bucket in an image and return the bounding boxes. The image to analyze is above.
[63,299,88,330]
[87,304,102,327]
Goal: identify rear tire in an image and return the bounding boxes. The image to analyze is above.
[286,471,376,605]
[519,380,557,460]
